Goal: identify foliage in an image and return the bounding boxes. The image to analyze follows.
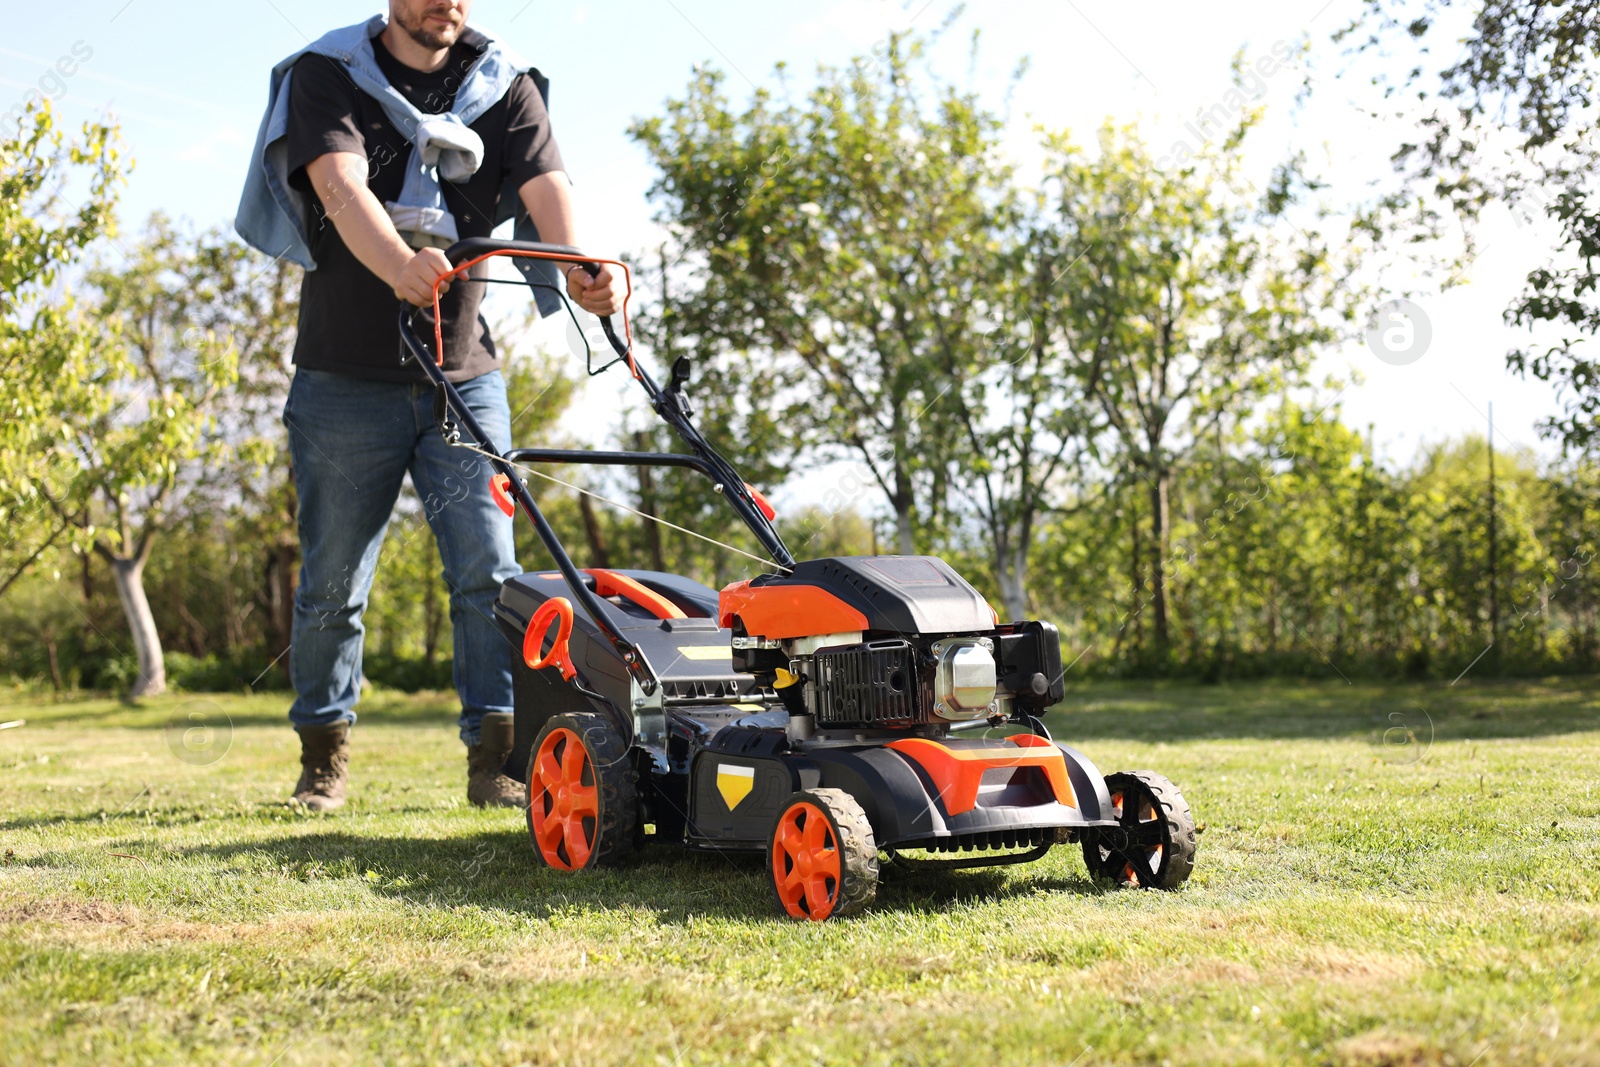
[1031,117,1352,643]
[629,31,1003,555]
[31,216,284,696]
[1030,402,1596,680]
[632,35,1360,631]
[1339,0,1600,452]
[0,101,126,598]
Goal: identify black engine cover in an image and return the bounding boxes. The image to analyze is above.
[750,556,995,635]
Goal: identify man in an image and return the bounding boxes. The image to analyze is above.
[238,0,622,811]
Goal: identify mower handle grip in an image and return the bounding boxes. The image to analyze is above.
[439,238,629,363]
[443,236,585,268]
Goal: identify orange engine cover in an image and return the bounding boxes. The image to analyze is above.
[719,579,870,640]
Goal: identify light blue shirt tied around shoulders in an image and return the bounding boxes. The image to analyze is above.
[234,14,563,316]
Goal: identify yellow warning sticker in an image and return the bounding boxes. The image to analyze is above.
[716,763,755,809]
[678,646,729,661]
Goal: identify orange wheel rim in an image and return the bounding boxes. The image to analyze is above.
[771,802,842,921]
[527,727,599,870]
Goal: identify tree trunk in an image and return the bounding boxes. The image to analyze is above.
[578,493,612,569]
[893,461,915,555]
[996,539,1028,622]
[632,433,666,571]
[1119,484,1143,655]
[1148,470,1171,649]
[46,635,62,692]
[268,541,297,678]
[894,507,914,555]
[109,554,166,698]
[1265,574,1279,653]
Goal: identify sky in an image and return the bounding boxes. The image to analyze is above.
[5,0,1572,504]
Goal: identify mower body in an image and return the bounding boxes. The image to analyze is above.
[405,238,1197,918]
[494,556,1121,857]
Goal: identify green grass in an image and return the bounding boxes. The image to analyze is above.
[1,679,1597,1066]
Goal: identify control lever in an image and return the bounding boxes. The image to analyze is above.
[670,355,693,392]
[664,355,695,418]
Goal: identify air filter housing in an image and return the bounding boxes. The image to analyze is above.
[811,640,925,727]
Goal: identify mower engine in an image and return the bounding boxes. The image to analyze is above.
[721,556,1065,741]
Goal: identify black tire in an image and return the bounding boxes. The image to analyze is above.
[525,711,638,870]
[767,788,879,920]
[1081,770,1196,890]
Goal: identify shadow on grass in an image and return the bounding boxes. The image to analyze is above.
[176,829,1101,923]
[1047,676,1600,743]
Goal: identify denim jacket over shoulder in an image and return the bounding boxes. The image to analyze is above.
[234,14,562,314]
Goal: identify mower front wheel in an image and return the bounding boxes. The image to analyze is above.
[1081,770,1197,890]
[525,712,637,871]
[767,788,878,921]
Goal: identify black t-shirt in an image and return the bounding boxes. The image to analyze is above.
[286,35,564,382]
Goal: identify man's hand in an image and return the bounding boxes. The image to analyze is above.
[565,263,625,317]
[393,247,454,307]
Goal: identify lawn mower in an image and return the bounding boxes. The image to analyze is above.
[397,237,1199,920]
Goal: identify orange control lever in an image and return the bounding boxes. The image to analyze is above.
[743,483,776,521]
[490,473,515,517]
[523,597,576,680]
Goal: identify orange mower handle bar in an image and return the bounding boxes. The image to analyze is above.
[430,237,637,379]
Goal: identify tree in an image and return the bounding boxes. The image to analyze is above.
[629,30,1005,556]
[1340,1,1600,452]
[38,216,257,697]
[1042,120,1349,651]
[0,101,125,599]
[1536,458,1600,660]
[918,151,1096,621]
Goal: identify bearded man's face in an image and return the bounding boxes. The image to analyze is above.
[392,0,470,49]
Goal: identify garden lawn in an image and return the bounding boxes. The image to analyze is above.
[1,679,1597,1066]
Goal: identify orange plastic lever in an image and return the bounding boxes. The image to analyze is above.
[523,597,576,680]
[743,482,777,521]
[490,473,515,517]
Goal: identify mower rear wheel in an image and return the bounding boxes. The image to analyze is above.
[525,712,637,871]
[767,788,878,921]
[1081,770,1196,890]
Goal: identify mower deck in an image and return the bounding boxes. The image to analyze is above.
[495,568,1120,858]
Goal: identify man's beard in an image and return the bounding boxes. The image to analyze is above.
[397,7,462,49]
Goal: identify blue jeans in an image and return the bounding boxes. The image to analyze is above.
[283,368,519,745]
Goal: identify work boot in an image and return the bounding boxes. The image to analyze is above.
[467,711,523,809]
[290,722,349,812]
